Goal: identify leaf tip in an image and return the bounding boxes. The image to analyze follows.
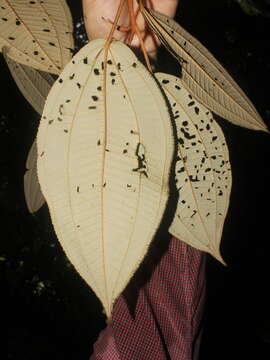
[211,249,227,267]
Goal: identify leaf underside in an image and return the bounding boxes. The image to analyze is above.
[37,39,174,318]
[0,0,74,75]
[3,46,55,115]
[156,73,232,264]
[2,47,55,213]
[142,7,268,133]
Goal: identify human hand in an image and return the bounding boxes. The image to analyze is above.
[82,0,179,59]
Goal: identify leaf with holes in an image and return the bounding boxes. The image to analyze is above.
[37,39,175,319]
[156,73,232,264]
[142,7,268,132]
[0,0,74,74]
[24,139,46,213]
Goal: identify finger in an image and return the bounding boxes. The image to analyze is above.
[82,0,179,58]
[82,0,130,41]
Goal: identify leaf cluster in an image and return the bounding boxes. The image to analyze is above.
[1,0,268,319]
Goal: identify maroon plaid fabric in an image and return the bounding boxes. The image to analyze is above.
[90,235,206,360]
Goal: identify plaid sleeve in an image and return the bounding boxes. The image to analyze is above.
[90,235,206,360]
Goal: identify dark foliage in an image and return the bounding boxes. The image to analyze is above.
[2,0,270,359]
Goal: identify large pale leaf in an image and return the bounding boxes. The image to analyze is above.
[2,46,55,114]
[156,73,232,264]
[24,139,45,213]
[142,7,268,132]
[37,39,175,318]
[0,0,74,74]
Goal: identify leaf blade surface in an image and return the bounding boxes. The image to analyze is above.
[142,7,268,132]
[3,46,55,114]
[37,39,175,317]
[156,73,232,264]
[0,0,74,74]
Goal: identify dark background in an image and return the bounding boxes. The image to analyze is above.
[2,0,270,359]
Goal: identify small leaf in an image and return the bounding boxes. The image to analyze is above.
[142,7,268,132]
[37,39,175,318]
[24,139,46,213]
[2,47,54,213]
[3,46,55,115]
[0,0,74,74]
[156,73,232,264]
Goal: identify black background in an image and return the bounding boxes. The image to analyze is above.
[2,0,270,359]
